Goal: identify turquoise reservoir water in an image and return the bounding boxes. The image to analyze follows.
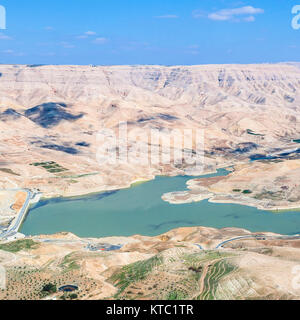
[21,169,300,237]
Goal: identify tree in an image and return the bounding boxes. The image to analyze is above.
[42,283,57,294]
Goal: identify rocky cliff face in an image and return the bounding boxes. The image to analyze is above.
[0,63,300,107]
[0,64,299,196]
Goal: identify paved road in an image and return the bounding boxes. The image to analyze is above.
[193,236,264,250]
[0,189,33,239]
[192,234,300,250]
[215,234,300,249]
[2,189,300,250]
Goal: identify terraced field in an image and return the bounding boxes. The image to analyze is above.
[1,226,300,300]
[110,249,240,300]
[198,259,237,300]
[110,255,163,299]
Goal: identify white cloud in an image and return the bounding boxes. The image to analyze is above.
[93,37,108,44]
[45,26,54,31]
[203,6,264,22]
[77,31,97,39]
[85,31,96,35]
[155,14,179,19]
[0,33,12,40]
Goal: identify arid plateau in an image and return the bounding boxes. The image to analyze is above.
[0,63,300,300]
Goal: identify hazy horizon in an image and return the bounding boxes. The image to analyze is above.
[1,61,300,67]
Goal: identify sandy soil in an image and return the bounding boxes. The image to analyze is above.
[0,63,299,199]
[163,159,300,210]
[0,226,299,300]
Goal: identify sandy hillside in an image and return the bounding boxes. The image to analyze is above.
[0,64,299,198]
[0,226,299,300]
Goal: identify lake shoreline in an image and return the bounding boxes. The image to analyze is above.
[36,168,225,202]
[21,166,300,238]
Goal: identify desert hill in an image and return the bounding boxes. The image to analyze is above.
[0,63,299,200]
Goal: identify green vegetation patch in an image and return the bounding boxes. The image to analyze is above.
[182,251,231,265]
[110,255,163,296]
[59,254,80,273]
[60,172,99,179]
[166,290,188,300]
[198,260,237,300]
[30,161,68,174]
[247,129,265,137]
[59,293,78,300]
[242,190,253,194]
[41,283,57,296]
[0,240,39,253]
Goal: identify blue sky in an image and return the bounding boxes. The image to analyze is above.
[0,0,299,65]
